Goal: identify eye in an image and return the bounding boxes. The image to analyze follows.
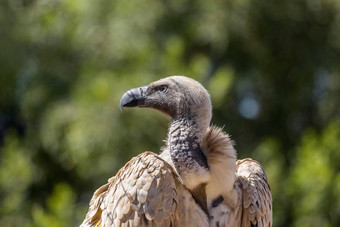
[159,85,168,93]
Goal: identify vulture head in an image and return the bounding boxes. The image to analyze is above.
[120,76,212,131]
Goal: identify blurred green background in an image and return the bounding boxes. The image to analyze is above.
[1,0,340,226]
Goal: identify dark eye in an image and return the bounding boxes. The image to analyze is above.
[159,85,168,93]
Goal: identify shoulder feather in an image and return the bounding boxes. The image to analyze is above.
[237,158,272,227]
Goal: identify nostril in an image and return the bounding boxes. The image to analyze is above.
[139,85,148,96]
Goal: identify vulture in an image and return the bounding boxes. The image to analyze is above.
[81,76,272,227]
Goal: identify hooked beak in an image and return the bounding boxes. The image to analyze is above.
[120,86,148,112]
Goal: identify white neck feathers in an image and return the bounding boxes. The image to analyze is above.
[202,126,237,203]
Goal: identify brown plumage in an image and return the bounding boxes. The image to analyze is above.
[81,76,272,227]
[81,152,208,227]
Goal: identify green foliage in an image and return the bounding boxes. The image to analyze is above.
[0,0,340,226]
[31,183,76,227]
[0,133,33,226]
[290,122,340,226]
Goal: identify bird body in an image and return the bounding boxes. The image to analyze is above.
[81,76,272,227]
[81,152,209,227]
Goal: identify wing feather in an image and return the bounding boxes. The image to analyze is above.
[80,152,208,227]
[237,158,272,227]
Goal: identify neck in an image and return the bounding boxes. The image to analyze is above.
[168,114,210,190]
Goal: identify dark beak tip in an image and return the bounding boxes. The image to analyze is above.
[119,93,129,112]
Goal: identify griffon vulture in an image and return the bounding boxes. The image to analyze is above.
[81,76,272,227]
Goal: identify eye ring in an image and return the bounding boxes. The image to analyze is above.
[159,85,168,93]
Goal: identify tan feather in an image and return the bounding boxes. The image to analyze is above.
[80,152,208,227]
[237,158,273,227]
